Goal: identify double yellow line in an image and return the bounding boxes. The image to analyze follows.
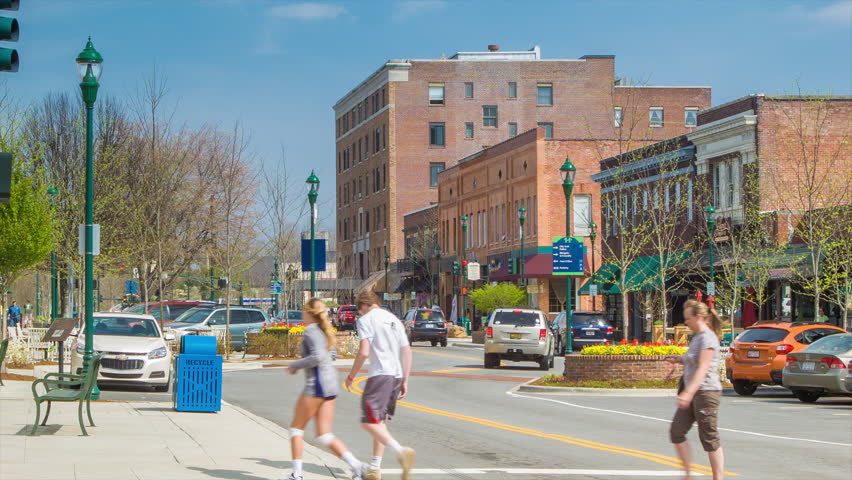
[347,373,735,476]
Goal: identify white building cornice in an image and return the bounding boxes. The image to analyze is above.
[688,111,758,174]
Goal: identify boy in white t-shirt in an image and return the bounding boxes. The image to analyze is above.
[345,291,414,480]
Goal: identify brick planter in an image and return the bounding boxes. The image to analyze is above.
[564,355,682,382]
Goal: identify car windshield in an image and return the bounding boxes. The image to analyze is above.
[492,311,540,327]
[737,328,788,344]
[91,316,160,337]
[288,311,302,320]
[415,310,445,322]
[341,306,356,312]
[174,307,212,324]
[123,303,148,314]
[804,334,852,354]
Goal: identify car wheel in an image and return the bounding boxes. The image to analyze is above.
[733,379,758,396]
[484,353,499,369]
[440,337,448,347]
[430,339,438,347]
[793,390,821,403]
[538,355,549,371]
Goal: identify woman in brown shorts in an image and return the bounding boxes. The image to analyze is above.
[665,299,725,479]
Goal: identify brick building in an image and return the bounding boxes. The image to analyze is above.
[333,45,710,297]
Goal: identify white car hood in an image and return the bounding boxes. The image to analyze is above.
[80,335,165,355]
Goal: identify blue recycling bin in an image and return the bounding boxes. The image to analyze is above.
[174,336,222,412]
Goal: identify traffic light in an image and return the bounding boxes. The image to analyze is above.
[0,0,19,73]
[452,260,460,275]
[507,258,515,275]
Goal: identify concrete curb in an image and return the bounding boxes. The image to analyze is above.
[448,341,484,350]
[516,383,678,397]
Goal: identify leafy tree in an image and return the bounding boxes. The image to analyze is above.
[469,283,526,315]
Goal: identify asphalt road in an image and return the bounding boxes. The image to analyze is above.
[216,344,852,480]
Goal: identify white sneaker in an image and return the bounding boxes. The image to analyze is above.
[364,467,382,480]
[397,447,416,480]
[286,474,303,480]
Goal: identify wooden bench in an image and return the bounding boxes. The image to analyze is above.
[30,354,103,436]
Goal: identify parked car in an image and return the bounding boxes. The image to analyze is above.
[550,311,614,353]
[782,333,852,403]
[334,304,359,330]
[71,313,174,392]
[165,306,269,350]
[402,308,448,347]
[484,308,555,370]
[725,321,846,396]
[275,310,304,327]
[123,301,215,323]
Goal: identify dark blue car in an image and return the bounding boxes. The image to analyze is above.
[550,311,614,353]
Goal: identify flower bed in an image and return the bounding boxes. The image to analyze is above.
[565,340,685,383]
[534,375,679,389]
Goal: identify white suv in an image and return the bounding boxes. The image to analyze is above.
[71,313,174,392]
[484,308,555,370]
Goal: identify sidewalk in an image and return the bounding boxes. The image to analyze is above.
[447,338,482,349]
[0,380,350,480]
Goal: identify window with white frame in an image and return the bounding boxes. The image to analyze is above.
[465,122,474,138]
[508,82,517,98]
[483,106,497,127]
[649,107,664,127]
[573,194,592,236]
[537,83,553,105]
[429,83,445,105]
[687,179,694,221]
[713,159,742,211]
[684,107,698,127]
[614,107,623,127]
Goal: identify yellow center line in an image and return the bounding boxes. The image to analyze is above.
[344,376,737,476]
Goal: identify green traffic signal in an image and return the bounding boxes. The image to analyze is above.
[508,258,515,275]
[0,0,19,72]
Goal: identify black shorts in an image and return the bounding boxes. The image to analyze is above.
[361,375,403,424]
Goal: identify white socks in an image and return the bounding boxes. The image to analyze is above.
[371,455,383,470]
[291,459,303,477]
[341,451,362,473]
[386,439,403,456]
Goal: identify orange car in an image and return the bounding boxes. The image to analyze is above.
[726,321,847,396]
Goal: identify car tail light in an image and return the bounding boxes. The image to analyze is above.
[262,323,267,328]
[820,357,846,369]
[512,310,523,313]
[786,354,798,366]
[606,327,614,334]
[486,327,493,339]
[776,344,794,355]
[539,329,547,340]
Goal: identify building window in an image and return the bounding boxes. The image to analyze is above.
[464,122,474,138]
[684,108,698,127]
[614,107,623,127]
[429,122,445,146]
[573,194,592,236]
[508,82,517,98]
[429,83,445,105]
[464,82,474,98]
[538,122,553,139]
[537,83,553,105]
[429,162,445,187]
[375,128,380,153]
[687,179,694,221]
[649,107,664,127]
[508,122,518,136]
[482,106,497,127]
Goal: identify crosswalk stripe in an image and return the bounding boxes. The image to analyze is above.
[378,468,705,476]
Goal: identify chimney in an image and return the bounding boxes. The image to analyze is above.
[487,44,499,52]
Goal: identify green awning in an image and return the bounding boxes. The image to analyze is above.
[744,247,816,279]
[579,262,621,295]
[580,251,691,295]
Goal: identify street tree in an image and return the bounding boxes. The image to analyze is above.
[469,283,526,315]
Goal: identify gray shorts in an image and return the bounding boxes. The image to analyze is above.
[361,375,402,424]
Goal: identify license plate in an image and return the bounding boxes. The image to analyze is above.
[747,350,760,358]
[801,362,816,371]
[510,333,521,339]
[585,330,596,336]
[423,324,434,329]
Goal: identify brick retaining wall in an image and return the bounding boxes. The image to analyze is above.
[564,355,682,382]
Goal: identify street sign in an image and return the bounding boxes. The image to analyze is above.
[78,224,101,256]
[386,293,402,301]
[589,284,598,296]
[706,281,716,296]
[301,239,327,272]
[552,236,584,276]
[125,280,138,295]
[270,281,282,295]
[467,262,481,281]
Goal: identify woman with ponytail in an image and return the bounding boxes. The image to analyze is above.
[665,299,725,479]
[285,298,367,480]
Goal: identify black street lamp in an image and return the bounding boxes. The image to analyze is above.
[560,156,576,357]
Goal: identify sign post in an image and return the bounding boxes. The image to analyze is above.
[467,262,480,281]
[552,236,585,276]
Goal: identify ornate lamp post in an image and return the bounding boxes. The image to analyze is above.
[461,214,468,322]
[272,255,280,317]
[560,156,576,356]
[76,38,102,391]
[48,187,58,322]
[706,203,716,294]
[589,220,598,311]
[306,171,320,298]
[384,250,390,295]
[518,205,527,288]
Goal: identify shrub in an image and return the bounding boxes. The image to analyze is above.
[535,375,679,389]
[469,283,526,316]
[580,340,687,356]
[4,339,31,368]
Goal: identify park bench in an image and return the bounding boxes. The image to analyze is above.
[0,337,8,386]
[30,354,103,436]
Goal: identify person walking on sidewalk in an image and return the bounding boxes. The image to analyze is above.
[286,298,368,480]
[7,300,22,336]
[665,299,725,480]
[345,290,415,480]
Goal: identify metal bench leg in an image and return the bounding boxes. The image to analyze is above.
[30,401,41,435]
[86,397,95,426]
[40,401,52,426]
[77,400,88,436]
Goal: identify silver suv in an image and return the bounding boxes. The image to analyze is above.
[484,308,555,370]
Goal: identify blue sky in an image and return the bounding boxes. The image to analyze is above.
[8,0,852,228]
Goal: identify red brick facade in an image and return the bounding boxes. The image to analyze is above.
[563,355,682,382]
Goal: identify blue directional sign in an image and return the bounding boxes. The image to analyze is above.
[270,281,282,295]
[301,239,327,272]
[125,280,138,294]
[552,236,584,276]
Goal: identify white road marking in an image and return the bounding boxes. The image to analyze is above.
[379,468,704,476]
[832,413,851,416]
[508,390,852,447]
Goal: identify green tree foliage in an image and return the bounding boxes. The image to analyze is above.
[469,283,526,315]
